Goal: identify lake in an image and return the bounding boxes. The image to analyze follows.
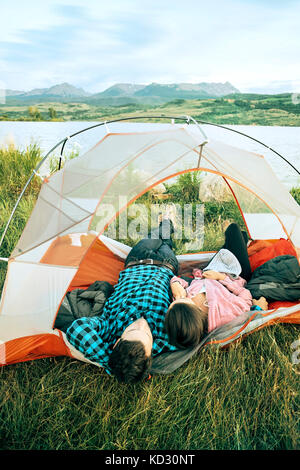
[0,120,299,188]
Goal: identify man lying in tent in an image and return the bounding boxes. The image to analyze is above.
[66,209,180,384]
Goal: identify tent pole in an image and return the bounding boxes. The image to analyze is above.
[57,116,193,169]
[185,115,209,143]
[57,115,208,167]
[197,144,204,168]
[197,120,300,176]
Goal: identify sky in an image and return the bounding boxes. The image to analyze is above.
[0,0,300,94]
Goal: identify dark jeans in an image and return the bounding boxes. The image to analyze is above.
[125,219,179,275]
[222,223,252,282]
[124,221,251,281]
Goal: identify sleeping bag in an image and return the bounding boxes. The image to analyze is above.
[54,281,114,332]
[247,255,300,302]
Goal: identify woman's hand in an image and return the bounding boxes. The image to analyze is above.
[171,281,187,300]
[202,270,227,281]
[252,297,268,310]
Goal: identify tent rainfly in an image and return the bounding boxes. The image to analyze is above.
[0,116,299,373]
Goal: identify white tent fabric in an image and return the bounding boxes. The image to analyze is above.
[11,127,300,262]
[199,139,300,245]
[12,128,206,258]
[0,260,76,341]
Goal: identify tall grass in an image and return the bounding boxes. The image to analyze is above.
[0,324,299,450]
[0,144,42,290]
[0,143,79,289]
[0,143,42,199]
[0,143,299,450]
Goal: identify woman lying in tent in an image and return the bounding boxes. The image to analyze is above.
[164,222,268,350]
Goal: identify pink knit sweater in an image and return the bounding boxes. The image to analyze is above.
[171,268,252,332]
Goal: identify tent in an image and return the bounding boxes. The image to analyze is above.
[0,116,299,372]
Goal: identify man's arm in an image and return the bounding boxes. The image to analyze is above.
[66,316,110,367]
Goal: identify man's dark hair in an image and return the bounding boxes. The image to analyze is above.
[108,339,152,384]
[165,302,207,349]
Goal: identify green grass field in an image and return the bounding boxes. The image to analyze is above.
[0,144,299,450]
[1,93,300,126]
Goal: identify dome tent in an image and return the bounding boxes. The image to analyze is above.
[0,116,299,372]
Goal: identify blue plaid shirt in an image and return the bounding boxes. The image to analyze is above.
[66,264,177,374]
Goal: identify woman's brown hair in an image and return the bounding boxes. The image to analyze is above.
[165,302,207,349]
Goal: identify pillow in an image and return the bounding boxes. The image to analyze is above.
[248,238,298,272]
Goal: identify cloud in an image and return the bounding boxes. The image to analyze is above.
[1,0,299,92]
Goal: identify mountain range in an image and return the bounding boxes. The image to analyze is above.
[2,81,240,106]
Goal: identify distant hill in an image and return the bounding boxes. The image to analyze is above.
[2,81,240,106]
[89,81,240,104]
[4,89,25,96]
[16,82,91,97]
[97,83,145,97]
[3,83,91,104]
[134,82,239,99]
[43,83,91,97]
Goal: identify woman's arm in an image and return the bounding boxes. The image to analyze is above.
[218,275,253,306]
[202,270,227,281]
[203,271,252,306]
[170,277,188,299]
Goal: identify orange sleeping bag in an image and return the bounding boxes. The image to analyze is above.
[248,238,299,310]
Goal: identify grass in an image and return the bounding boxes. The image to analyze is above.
[0,325,299,450]
[0,144,299,450]
[1,93,300,125]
